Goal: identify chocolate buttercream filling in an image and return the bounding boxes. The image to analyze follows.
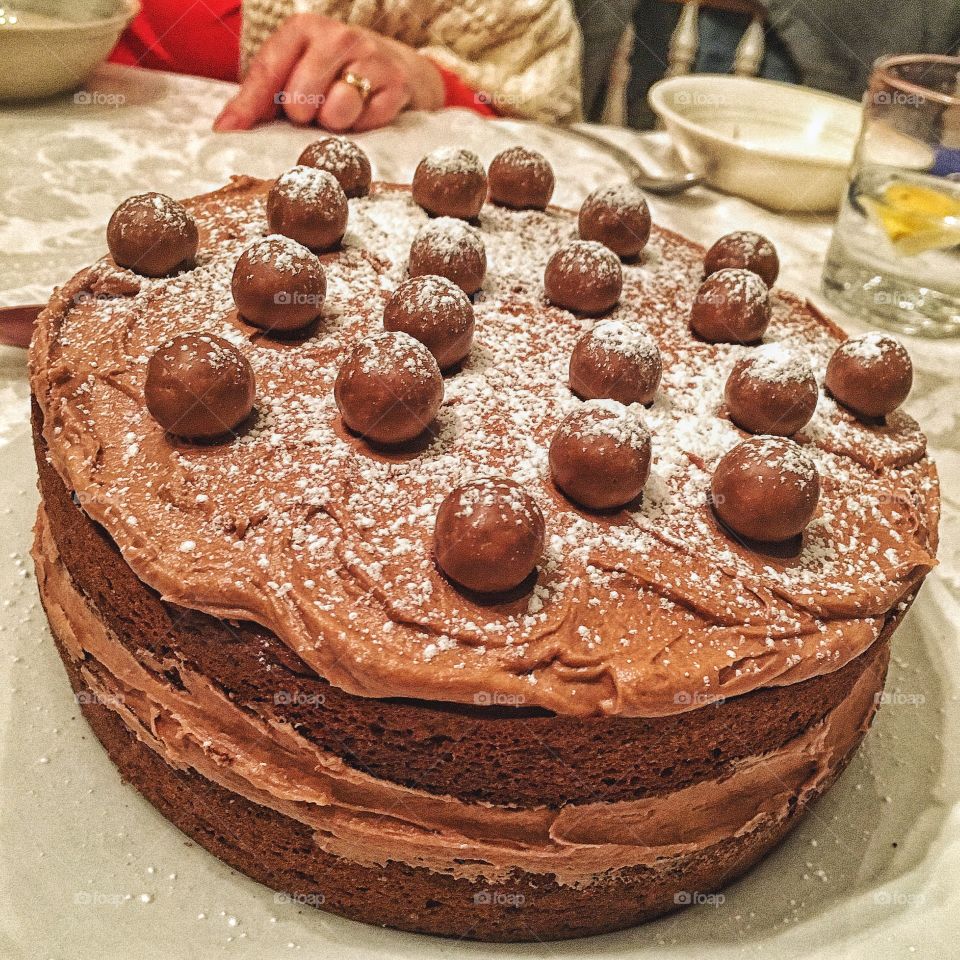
[36,508,886,887]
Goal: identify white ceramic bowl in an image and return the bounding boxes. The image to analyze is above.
[649,75,862,212]
[0,0,139,102]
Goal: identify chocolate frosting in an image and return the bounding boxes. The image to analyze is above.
[30,178,939,717]
[36,512,888,886]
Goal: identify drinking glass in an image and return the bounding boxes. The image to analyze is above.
[822,54,960,337]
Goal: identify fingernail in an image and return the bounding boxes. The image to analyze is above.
[213,112,240,132]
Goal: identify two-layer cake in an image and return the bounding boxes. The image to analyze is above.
[30,140,938,941]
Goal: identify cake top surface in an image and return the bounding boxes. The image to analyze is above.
[31,176,938,717]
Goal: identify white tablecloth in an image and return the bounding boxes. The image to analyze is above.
[1,65,958,960]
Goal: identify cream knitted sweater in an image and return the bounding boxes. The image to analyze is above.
[241,0,583,123]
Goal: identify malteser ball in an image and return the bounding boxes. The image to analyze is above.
[690,268,771,344]
[544,240,623,315]
[569,319,661,406]
[107,193,199,278]
[231,235,326,333]
[724,344,818,436]
[383,275,475,370]
[434,478,545,593]
[711,436,820,542]
[145,333,255,440]
[704,230,780,287]
[334,331,443,445]
[408,217,486,295]
[578,184,651,259]
[487,146,555,210]
[412,147,487,220]
[549,401,652,511]
[825,332,913,419]
[266,166,348,252]
[297,137,371,198]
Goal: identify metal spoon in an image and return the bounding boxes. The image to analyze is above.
[560,126,702,195]
[0,304,42,348]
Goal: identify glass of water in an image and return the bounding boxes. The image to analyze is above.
[822,54,960,337]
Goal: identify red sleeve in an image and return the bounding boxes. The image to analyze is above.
[433,64,498,117]
[112,11,493,116]
[109,0,242,82]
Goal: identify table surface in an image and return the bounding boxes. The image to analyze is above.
[1,64,958,960]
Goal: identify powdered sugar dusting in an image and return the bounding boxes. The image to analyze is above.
[148,193,190,227]
[35,178,937,718]
[839,331,907,366]
[419,147,485,177]
[738,343,814,385]
[702,268,769,308]
[494,145,550,172]
[354,330,437,380]
[394,274,468,313]
[730,435,819,483]
[448,477,540,527]
[243,234,316,271]
[560,400,650,450]
[273,166,343,205]
[585,182,649,211]
[717,230,775,260]
[556,240,622,282]
[161,333,238,373]
[307,137,364,169]
[587,319,660,364]
[411,218,485,264]
[116,193,193,235]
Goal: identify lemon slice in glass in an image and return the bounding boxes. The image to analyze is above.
[862,182,960,256]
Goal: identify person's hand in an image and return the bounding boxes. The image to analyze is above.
[214,13,445,133]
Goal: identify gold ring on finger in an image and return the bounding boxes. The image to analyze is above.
[340,71,372,102]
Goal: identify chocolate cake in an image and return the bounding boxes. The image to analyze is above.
[29,143,939,941]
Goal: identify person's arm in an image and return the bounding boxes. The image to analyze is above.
[110,0,242,82]
[416,0,584,123]
[432,64,498,117]
[218,0,581,132]
[214,14,450,131]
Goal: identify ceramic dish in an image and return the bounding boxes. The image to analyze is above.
[0,0,139,101]
[649,75,861,213]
